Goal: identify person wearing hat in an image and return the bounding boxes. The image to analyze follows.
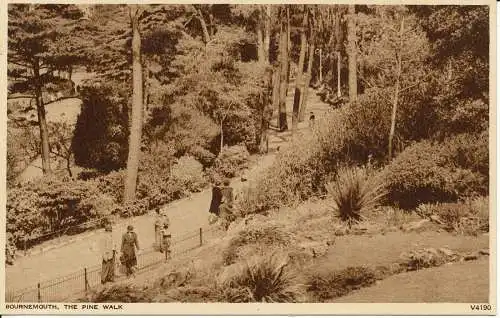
[209,179,223,217]
[100,223,117,284]
[121,225,140,277]
[219,179,235,230]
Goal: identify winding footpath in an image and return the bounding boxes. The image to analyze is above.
[5,87,332,297]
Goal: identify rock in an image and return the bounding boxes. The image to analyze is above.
[439,247,457,257]
[463,254,478,261]
[478,249,489,256]
[429,214,444,225]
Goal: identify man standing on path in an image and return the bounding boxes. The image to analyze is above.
[100,224,117,284]
[121,225,140,278]
[154,208,170,251]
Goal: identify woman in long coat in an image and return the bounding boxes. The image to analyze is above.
[100,224,116,284]
[121,225,140,277]
[209,181,223,216]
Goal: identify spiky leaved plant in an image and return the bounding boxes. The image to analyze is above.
[222,254,303,303]
[326,167,387,227]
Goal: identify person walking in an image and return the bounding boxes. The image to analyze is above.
[100,224,117,284]
[209,180,223,217]
[220,179,235,230]
[154,208,170,251]
[120,225,140,278]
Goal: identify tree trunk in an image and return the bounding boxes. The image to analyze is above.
[337,51,342,97]
[33,58,51,174]
[347,4,357,102]
[388,17,405,161]
[278,22,289,131]
[285,5,291,96]
[66,153,73,178]
[220,120,224,151]
[272,66,280,117]
[197,8,210,44]
[299,32,315,122]
[124,6,144,203]
[319,48,323,84]
[259,68,273,153]
[264,5,271,63]
[335,9,342,97]
[257,22,265,63]
[292,8,308,132]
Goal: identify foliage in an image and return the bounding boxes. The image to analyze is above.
[399,248,455,271]
[87,284,153,303]
[384,134,488,209]
[72,84,130,172]
[326,167,387,227]
[207,144,250,181]
[6,176,107,247]
[221,254,303,302]
[222,226,292,265]
[306,266,377,301]
[170,155,207,192]
[416,197,489,235]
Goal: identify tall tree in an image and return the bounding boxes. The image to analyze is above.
[123,5,144,202]
[278,11,289,131]
[8,4,83,174]
[292,6,308,131]
[347,4,357,101]
[299,11,316,122]
[263,5,272,62]
[335,9,343,97]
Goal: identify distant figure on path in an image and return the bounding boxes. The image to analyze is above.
[309,112,316,128]
[100,224,116,284]
[220,179,235,230]
[209,180,223,217]
[154,208,170,250]
[121,225,140,278]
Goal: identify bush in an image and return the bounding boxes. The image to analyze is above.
[87,284,153,303]
[384,135,488,209]
[6,176,103,247]
[207,144,250,180]
[221,254,303,302]
[222,226,292,265]
[171,155,207,192]
[307,266,377,301]
[326,167,387,227]
[72,84,129,172]
[416,197,489,235]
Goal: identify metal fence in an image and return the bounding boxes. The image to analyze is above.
[6,226,217,303]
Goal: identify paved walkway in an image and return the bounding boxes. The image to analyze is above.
[6,87,332,295]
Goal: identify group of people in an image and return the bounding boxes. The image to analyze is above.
[209,179,235,230]
[99,223,140,284]
[99,208,170,285]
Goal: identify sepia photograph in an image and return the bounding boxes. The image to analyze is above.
[1,0,496,315]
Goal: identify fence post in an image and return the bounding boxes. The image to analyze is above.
[199,228,203,247]
[23,238,27,256]
[84,267,88,291]
[37,283,41,303]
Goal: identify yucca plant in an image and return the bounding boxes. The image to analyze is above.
[326,167,387,227]
[222,254,303,302]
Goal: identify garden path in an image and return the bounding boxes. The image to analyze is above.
[6,86,333,295]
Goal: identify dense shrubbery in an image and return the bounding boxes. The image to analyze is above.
[6,176,108,247]
[384,133,488,209]
[72,84,130,172]
[207,144,250,181]
[170,155,207,192]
